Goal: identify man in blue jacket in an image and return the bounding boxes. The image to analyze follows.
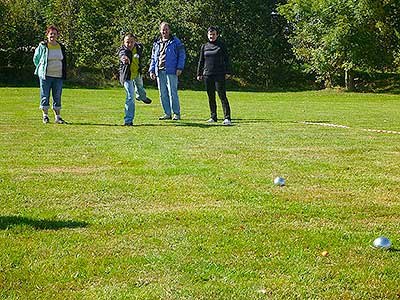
[150,22,186,121]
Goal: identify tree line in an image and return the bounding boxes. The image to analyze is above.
[0,0,399,89]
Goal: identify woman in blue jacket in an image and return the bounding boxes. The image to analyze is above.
[33,25,67,124]
[149,22,186,121]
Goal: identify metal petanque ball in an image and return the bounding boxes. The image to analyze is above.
[274,177,285,186]
[372,237,392,249]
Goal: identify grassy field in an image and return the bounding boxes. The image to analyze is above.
[1,86,399,299]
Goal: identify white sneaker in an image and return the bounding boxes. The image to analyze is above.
[206,118,216,123]
[222,119,231,126]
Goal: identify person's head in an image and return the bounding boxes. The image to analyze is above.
[207,26,219,42]
[46,25,59,43]
[123,33,136,50]
[160,22,170,40]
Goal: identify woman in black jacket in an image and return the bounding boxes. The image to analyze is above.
[197,26,232,125]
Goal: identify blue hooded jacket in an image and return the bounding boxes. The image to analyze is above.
[149,36,186,76]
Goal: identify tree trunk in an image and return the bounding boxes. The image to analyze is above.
[345,69,355,91]
[324,74,332,89]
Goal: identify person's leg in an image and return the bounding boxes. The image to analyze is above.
[157,70,172,118]
[39,77,51,123]
[166,74,180,117]
[215,77,231,120]
[123,80,135,124]
[51,78,65,123]
[205,76,217,121]
[133,75,150,103]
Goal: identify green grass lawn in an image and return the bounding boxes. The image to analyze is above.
[1,86,399,299]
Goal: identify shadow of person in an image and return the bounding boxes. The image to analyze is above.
[0,215,88,230]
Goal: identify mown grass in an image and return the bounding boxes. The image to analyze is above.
[0,86,399,299]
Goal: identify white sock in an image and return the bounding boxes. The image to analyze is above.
[55,115,61,120]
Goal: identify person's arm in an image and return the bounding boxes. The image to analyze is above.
[149,43,157,80]
[176,39,186,76]
[196,44,205,81]
[33,44,43,67]
[222,41,231,78]
[118,47,130,64]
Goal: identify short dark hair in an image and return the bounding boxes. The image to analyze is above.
[207,26,219,34]
[124,33,137,40]
[46,25,58,35]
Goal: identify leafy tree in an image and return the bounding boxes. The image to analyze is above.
[0,0,300,88]
[278,0,400,89]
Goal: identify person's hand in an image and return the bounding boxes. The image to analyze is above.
[225,74,231,80]
[197,75,203,81]
[150,73,156,80]
[176,70,182,76]
[121,55,130,64]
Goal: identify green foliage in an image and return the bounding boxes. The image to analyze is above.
[1,0,399,88]
[278,0,400,86]
[0,0,295,87]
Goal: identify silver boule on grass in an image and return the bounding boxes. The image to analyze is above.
[274,177,285,186]
[372,237,392,250]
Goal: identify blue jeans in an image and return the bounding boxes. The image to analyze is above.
[123,75,147,123]
[157,70,180,116]
[39,76,63,110]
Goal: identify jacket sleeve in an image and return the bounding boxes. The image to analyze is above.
[149,42,157,74]
[118,47,127,59]
[176,39,186,71]
[33,44,43,67]
[222,42,231,75]
[60,43,67,80]
[197,44,205,76]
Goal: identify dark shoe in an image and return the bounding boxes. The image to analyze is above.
[143,97,152,104]
[124,122,133,126]
[136,97,152,104]
[159,114,172,120]
[55,117,65,124]
[172,114,180,121]
[42,116,49,124]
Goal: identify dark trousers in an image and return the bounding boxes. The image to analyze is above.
[204,75,231,121]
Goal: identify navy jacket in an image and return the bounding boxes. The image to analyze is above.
[118,43,144,85]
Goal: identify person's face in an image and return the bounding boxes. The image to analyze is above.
[124,36,135,50]
[47,29,58,43]
[207,30,218,42]
[160,24,170,39]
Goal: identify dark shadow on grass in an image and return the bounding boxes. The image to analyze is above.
[66,118,299,127]
[66,121,223,128]
[0,215,88,230]
[388,248,400,252]
[66,122,122,127]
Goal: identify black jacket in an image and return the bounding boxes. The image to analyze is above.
[118,43,144,85]
[197,38,231,77]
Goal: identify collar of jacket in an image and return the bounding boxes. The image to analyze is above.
[157,36,174,44]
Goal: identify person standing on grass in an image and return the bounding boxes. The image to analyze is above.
[119,33,152,126]
[197,26,232,125]
[33,25,67,124]
[149,22,186,121]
